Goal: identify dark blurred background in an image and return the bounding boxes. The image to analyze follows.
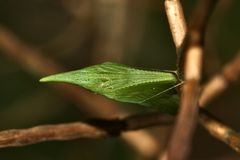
[0,0,239,159]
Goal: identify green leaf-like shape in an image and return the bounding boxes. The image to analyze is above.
[40,62,180,114]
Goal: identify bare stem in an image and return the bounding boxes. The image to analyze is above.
[0,113,173,148]
[165,0,219,160]
[165,0,187,50]
[199,110,240,153]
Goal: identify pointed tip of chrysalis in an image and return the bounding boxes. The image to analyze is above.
[39,72,73,84]
[39,74,61,83]
[39,76,52,83]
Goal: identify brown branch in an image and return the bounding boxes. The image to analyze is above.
[166,0,219,160]
[2,105,238,153]
[0,113,173,148]
[167,81,200,160]
[0,26,159,157]
[199,109,240,153]
[165,0,187,50]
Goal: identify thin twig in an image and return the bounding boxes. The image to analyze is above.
[199,109,240,153]
[0,113,173,148]
[165,0,187,50]
[165,0,219,160]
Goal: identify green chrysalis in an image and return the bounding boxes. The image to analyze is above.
[40,62,182,114]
